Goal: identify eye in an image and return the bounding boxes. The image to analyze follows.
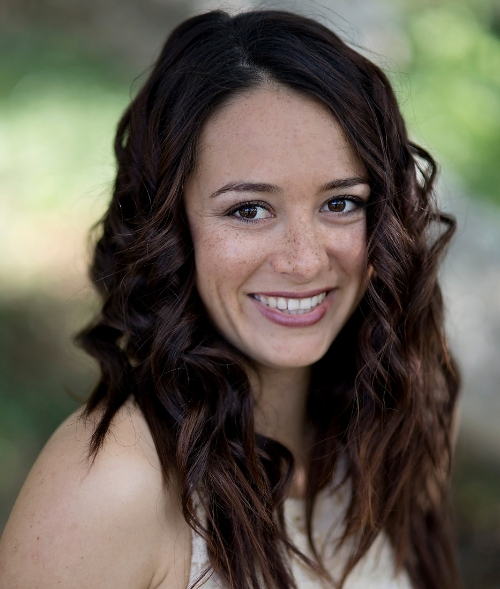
[321,198,361,214]
[231,203,272,221]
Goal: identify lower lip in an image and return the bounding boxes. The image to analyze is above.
[249,291,334,327]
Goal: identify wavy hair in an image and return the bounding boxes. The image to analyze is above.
[77,10,462,589]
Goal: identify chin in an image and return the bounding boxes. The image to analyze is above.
[250,345,330,370]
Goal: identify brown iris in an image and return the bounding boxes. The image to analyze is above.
[238,206,258,219]
[327,199,346,212]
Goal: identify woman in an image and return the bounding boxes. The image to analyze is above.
[0,9,462,589]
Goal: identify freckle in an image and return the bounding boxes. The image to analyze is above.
[37,536,40,540]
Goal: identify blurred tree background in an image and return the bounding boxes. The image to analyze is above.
[1,1,499,587]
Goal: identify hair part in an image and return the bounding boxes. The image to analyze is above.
[77,9,462,589]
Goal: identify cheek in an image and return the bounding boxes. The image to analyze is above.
[326,223,367,280]
[191,222,266,302]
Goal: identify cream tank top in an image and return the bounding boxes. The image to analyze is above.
[188,482,413,589]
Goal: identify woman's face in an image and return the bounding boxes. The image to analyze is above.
[184,86,370,370]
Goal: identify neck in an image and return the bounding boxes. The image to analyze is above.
[250,364,311,498]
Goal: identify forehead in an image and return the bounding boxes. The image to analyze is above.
[193,85,366,187]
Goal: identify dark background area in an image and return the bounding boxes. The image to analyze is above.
[1,1,499,587]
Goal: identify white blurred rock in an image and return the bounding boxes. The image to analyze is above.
[439,175,500,456]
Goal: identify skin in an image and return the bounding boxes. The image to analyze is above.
[0,402,191,589]
[0,85,370,587]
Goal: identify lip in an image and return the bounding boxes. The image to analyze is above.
[249,289,334,328]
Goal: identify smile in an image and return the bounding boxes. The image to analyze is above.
[252,292,328,315]
[249,290,332,328]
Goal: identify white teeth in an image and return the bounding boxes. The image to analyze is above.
[277,297,287,310]
[299,297,312,310]
[254,291,328,314]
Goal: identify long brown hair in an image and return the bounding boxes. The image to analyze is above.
[77,10,462,589]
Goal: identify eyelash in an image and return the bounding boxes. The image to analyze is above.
[225,200,272,223]
[225,197,366,223]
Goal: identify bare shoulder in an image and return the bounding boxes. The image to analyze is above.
[0,400,191,589]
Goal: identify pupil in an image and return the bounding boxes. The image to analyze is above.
[240,207,257,218]
[328,200,345,212]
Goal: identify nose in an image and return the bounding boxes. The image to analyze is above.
[270,218,330,281]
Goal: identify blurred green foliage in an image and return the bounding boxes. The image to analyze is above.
[399,0,500,204]
[0,30,128,529]
[0,29,129,216]
[453,442,500,588]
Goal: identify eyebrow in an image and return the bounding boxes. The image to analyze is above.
[209,182,281,199]
[318,177,370,191]
[209,177,369,198]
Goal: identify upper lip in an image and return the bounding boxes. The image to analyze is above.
[250,288,332,299]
